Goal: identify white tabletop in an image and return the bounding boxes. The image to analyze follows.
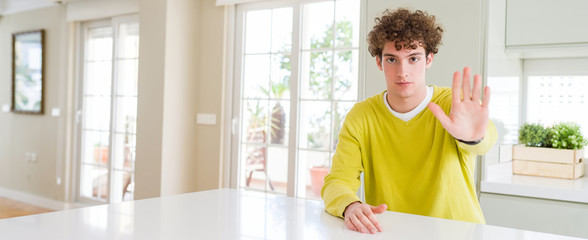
[0,188,584,239]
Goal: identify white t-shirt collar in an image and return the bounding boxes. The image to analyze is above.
[383,86,434,122]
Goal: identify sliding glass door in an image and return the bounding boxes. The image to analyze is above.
[76,15,139,203]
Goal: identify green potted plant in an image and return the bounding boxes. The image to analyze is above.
[518,123,550,147]
[548,122,588,150]
[513,122,586,179]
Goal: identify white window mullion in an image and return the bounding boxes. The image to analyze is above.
[263,12,273,192]
[328,3,336,156]
[287,2,301,198]
[106,18,118,204]
[230,5,246,190]
[521,68,529,126]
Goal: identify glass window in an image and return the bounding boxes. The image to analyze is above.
[487,77,519,144]
[527,76,588,138]
[489,58,588,150]
[235,0,361,199]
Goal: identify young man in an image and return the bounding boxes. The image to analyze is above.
[321,8,497,234]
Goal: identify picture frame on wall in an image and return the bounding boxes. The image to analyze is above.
[11,29,45,114]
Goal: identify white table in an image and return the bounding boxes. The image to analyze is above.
[0,188,584,239]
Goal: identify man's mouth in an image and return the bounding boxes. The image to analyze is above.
[396,82,412,86]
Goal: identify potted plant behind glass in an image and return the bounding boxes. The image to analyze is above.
[258,70,289,145]
[305,116,331,196]
[93,143,109,165]
[513,122,587,179]
[269,78,288,145]
[309,156,330,196]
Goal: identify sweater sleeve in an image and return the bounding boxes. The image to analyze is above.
[456,119,498,155]
[321,111,364,218]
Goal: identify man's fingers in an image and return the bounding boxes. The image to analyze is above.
[344,203,387,233]
[427,102,450,126]
[452,71,461,103]
[462,67,472,100]
[371,203,387,214]
[481,86,491,109]
[358,211,378,234]
[471,74,482,101]
[365,209,384,232]
[349,215,368,233]
[344,217,358,232]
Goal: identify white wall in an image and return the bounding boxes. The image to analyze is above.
[135,0,225,199]
[134,0,167,199]
[194,0,225,191]
[486,0,522,78]
[0,6,70,202]
[160,0,200,196]
[66,0,139,22]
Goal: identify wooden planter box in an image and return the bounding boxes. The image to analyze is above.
[512,159,584,179]
[512,145,585,179]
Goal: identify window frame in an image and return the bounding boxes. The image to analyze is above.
[521,57,588,124]
[227,0,366,198]
[74,14,139,204]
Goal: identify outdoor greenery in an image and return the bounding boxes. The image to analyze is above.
[308,20,354,99]
[258,71,289,144]
[245,100,267,143]
[519,122,588,149]
[247,19,355,151]
[306,20,354,150]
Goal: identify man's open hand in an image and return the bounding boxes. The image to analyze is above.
[343,202,387,234]
[427,67,490,142]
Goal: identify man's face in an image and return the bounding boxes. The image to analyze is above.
[376,41,433,102]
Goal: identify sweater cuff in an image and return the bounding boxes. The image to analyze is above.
[456,138,483,145]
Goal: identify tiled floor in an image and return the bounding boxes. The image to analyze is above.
[0,197,53,219]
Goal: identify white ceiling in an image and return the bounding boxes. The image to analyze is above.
[0,0,83,15]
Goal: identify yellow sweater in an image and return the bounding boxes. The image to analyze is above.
[321,86,497,223]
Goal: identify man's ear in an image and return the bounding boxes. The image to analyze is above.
[426,53,434,69]
[376,55,383,71]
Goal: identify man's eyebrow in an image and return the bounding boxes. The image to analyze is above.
[382,53,398,58]
[382,52,425,58]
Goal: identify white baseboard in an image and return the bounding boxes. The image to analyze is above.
[0,187,88,211]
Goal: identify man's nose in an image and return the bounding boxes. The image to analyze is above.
[397,62,408,78]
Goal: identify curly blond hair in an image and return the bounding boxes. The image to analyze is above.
[367,8,444,57]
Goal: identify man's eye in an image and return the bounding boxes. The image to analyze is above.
[409,57,420,62]
[386,58,396,63]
